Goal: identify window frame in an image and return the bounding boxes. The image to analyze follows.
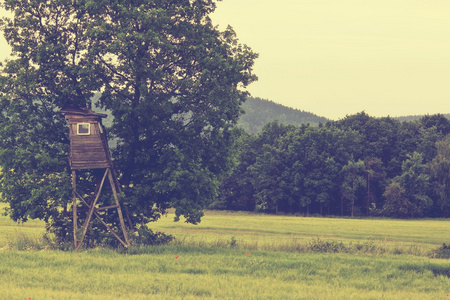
[77,123,91,135]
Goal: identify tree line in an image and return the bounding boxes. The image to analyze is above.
[215,112,450,218]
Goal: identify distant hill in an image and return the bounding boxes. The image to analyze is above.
[93,95,328,134]
[396,114,450,122]
[238,97,329,133]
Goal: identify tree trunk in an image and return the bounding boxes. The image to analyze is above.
[351,198,354,218]
[122,88,141,187]
[366,174,370,216]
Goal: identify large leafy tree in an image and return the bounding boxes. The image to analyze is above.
[0,0,257,236]
[249,122,294,213]
[363,157,385,216]
[216,134,257,211]
[384,152,432,218]
[429,136,450,217]
[340,158,366,217]
[382,182,413,218]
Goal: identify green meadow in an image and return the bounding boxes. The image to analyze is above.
[152,210,449,254]
[1,203,450,299]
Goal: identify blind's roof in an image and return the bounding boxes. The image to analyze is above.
[60,107,107,119]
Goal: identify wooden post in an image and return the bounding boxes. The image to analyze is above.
[111,168,134,231]
[78,168,109,247]
[107,169,130,246]
[72,170,77,248]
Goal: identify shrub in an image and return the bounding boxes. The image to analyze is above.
[131,224,174,246]
[308,238,348,253]
[432,243,450,259]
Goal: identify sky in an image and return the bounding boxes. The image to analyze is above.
[1,1,449,120]
[211,0,450,120]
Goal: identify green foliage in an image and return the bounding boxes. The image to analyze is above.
[0,92,73,224]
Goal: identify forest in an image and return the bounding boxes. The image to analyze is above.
[215,112,450,218]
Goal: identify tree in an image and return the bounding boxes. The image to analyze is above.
[216,130,257,211]
[382,182,414,218]
[363,157,385,216]
[316,157,339,215]
[384,152,432,218]
[429,136,450,217]
[417,126,445,163]
[0,0,257,242]
[340,158,366,217]
[250,143,286,214]
[421,114,450,136]
[397,152,432,217]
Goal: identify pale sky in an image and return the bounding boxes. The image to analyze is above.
[1,1,450,120]
[212,0,450,120]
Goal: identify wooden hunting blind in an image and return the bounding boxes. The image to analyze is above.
[60,107,130,248]
[61,107,111,170]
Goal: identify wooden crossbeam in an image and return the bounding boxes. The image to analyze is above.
[96,204,119,211]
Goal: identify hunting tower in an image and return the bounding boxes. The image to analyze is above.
[61,107,130,248]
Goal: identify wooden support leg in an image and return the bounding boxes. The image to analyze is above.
[110,168,134,231]
[78,168,109,248]
[72,171,77,248]
[108,169,130,246]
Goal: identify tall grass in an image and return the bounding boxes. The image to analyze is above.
[150,210,450,256]
[0,203,45,248]
[4,230,49,251]
[1,246,449,299]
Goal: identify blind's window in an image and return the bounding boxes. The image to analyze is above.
[77,123,90,135]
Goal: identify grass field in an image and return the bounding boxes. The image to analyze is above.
[1,203,450,299]
[0,203,45,249]
[152,210,450,255]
